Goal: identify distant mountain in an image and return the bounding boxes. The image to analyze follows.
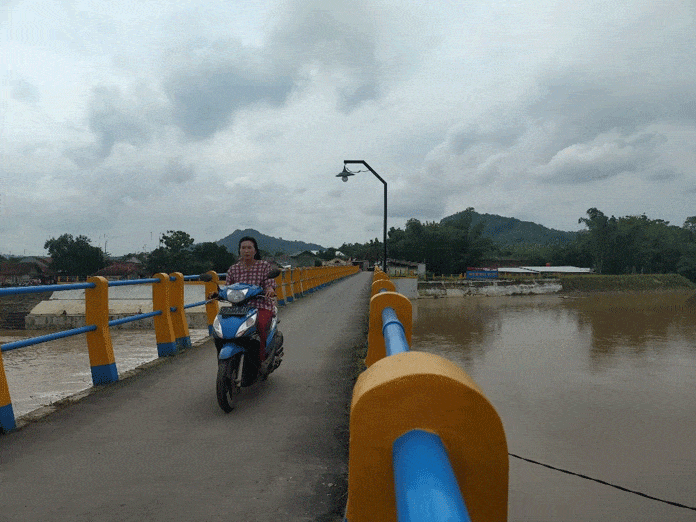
[216,229,325,255]
[441,210,578,246]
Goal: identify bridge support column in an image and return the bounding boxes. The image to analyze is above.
[85,276,119,385]
[170,273,191,351]
[153,273,177,357]
[0,351,16,432]
[204,271,221,335]
[366,291,412,368]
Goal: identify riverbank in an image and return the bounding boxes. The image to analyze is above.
[412,273,696,298]
[417,279,561,297]
[559,273,696,292]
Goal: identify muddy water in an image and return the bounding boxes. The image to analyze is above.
[1,328,209,418]
[412,291,696,521]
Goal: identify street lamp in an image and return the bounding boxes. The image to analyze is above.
[336,160,388,271]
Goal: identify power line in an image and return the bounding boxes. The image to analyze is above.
[509,453,696,512]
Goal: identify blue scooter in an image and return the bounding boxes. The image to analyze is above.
[202,270,284,412]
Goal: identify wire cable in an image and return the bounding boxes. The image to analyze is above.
[508,453,696,511]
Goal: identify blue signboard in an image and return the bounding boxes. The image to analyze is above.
[466,269,498,280]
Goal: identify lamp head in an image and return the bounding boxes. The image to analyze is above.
[336,165,355,183]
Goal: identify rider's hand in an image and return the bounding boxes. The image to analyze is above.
[207,292,219,300]
[265,288,276,299]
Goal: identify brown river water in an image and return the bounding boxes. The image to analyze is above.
[412,291,696,521]
[1,328,209,419]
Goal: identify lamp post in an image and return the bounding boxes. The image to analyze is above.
[336,160,388,272]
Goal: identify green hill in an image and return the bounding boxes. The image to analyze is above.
[216,229,325,255]
[442,210,578,246]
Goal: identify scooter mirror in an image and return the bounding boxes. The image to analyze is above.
[267,268,281,279]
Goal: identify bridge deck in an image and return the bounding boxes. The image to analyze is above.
[0,272,371,522]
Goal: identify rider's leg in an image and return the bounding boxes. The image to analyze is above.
[256,308,273,362]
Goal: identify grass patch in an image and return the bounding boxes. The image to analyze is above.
[560,273,696,292]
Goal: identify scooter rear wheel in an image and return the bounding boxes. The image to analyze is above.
[216,356,240,412]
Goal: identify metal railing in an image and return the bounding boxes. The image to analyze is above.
[344,268,508,522]
[0,265,360,433]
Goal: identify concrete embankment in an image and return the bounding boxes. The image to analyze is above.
[23,285,209,330]
[0,291,52,329]
[416,279,562,297]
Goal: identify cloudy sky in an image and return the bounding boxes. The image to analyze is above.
[2,0,695,256]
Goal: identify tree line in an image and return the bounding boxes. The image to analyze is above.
[338,208,696,282]
[37,209,696,282]
[43,231,236,279]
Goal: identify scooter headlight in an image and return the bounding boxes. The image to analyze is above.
[235,312,257,337]
[212,316,223,338]
[223,288,248,303]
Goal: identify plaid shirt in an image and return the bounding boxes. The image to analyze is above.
[225,260,277,311]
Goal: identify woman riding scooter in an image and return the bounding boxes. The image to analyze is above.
[221,236,277,363]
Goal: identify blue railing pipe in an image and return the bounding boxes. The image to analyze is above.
[1,325,98,352]
[393,429,472,522]
[381,307,409,357]
[0,282,95,296]
[108,278,160,287]
[108,310,162,328]
[184,300,208,310]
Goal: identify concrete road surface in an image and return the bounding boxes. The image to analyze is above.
[0,271,372,522]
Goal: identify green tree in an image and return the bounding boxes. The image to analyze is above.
[678,217,696,281]
[676,245,696,282]
[191,242,236,273]
[578,208,618,273]
[316,247,340,261]
[378,213,493,275]
[146,230,195,274]
[44,234,106,278]
[146,232,238,275]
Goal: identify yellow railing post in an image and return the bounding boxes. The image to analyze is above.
[346,353,509,522]
[0,350,16,432]
[366,291,412,368]
[170,272,191,351]
[152,273,177,357]
[85,276,119,385]
[302,267,310,293]
[291,268,299,300]
[274,271,283,304]
[371,279,396,297]
[298,267,306,296]
[278,270,288,304]
[204,271,221,333]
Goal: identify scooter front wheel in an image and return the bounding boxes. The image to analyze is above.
[216,356,240,412]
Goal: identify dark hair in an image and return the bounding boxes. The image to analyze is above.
[238,236,261,260]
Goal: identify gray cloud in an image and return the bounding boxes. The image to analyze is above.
[530,79,696,163]
[4,0,696,255]
[11,79,40,103]
[66,86,163,167]
[267,1,384,111]
[164,48,295,138]
[535,130,665,184]
[447,122,526,155]
[160,159,195,185]
[161,1,388,139]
